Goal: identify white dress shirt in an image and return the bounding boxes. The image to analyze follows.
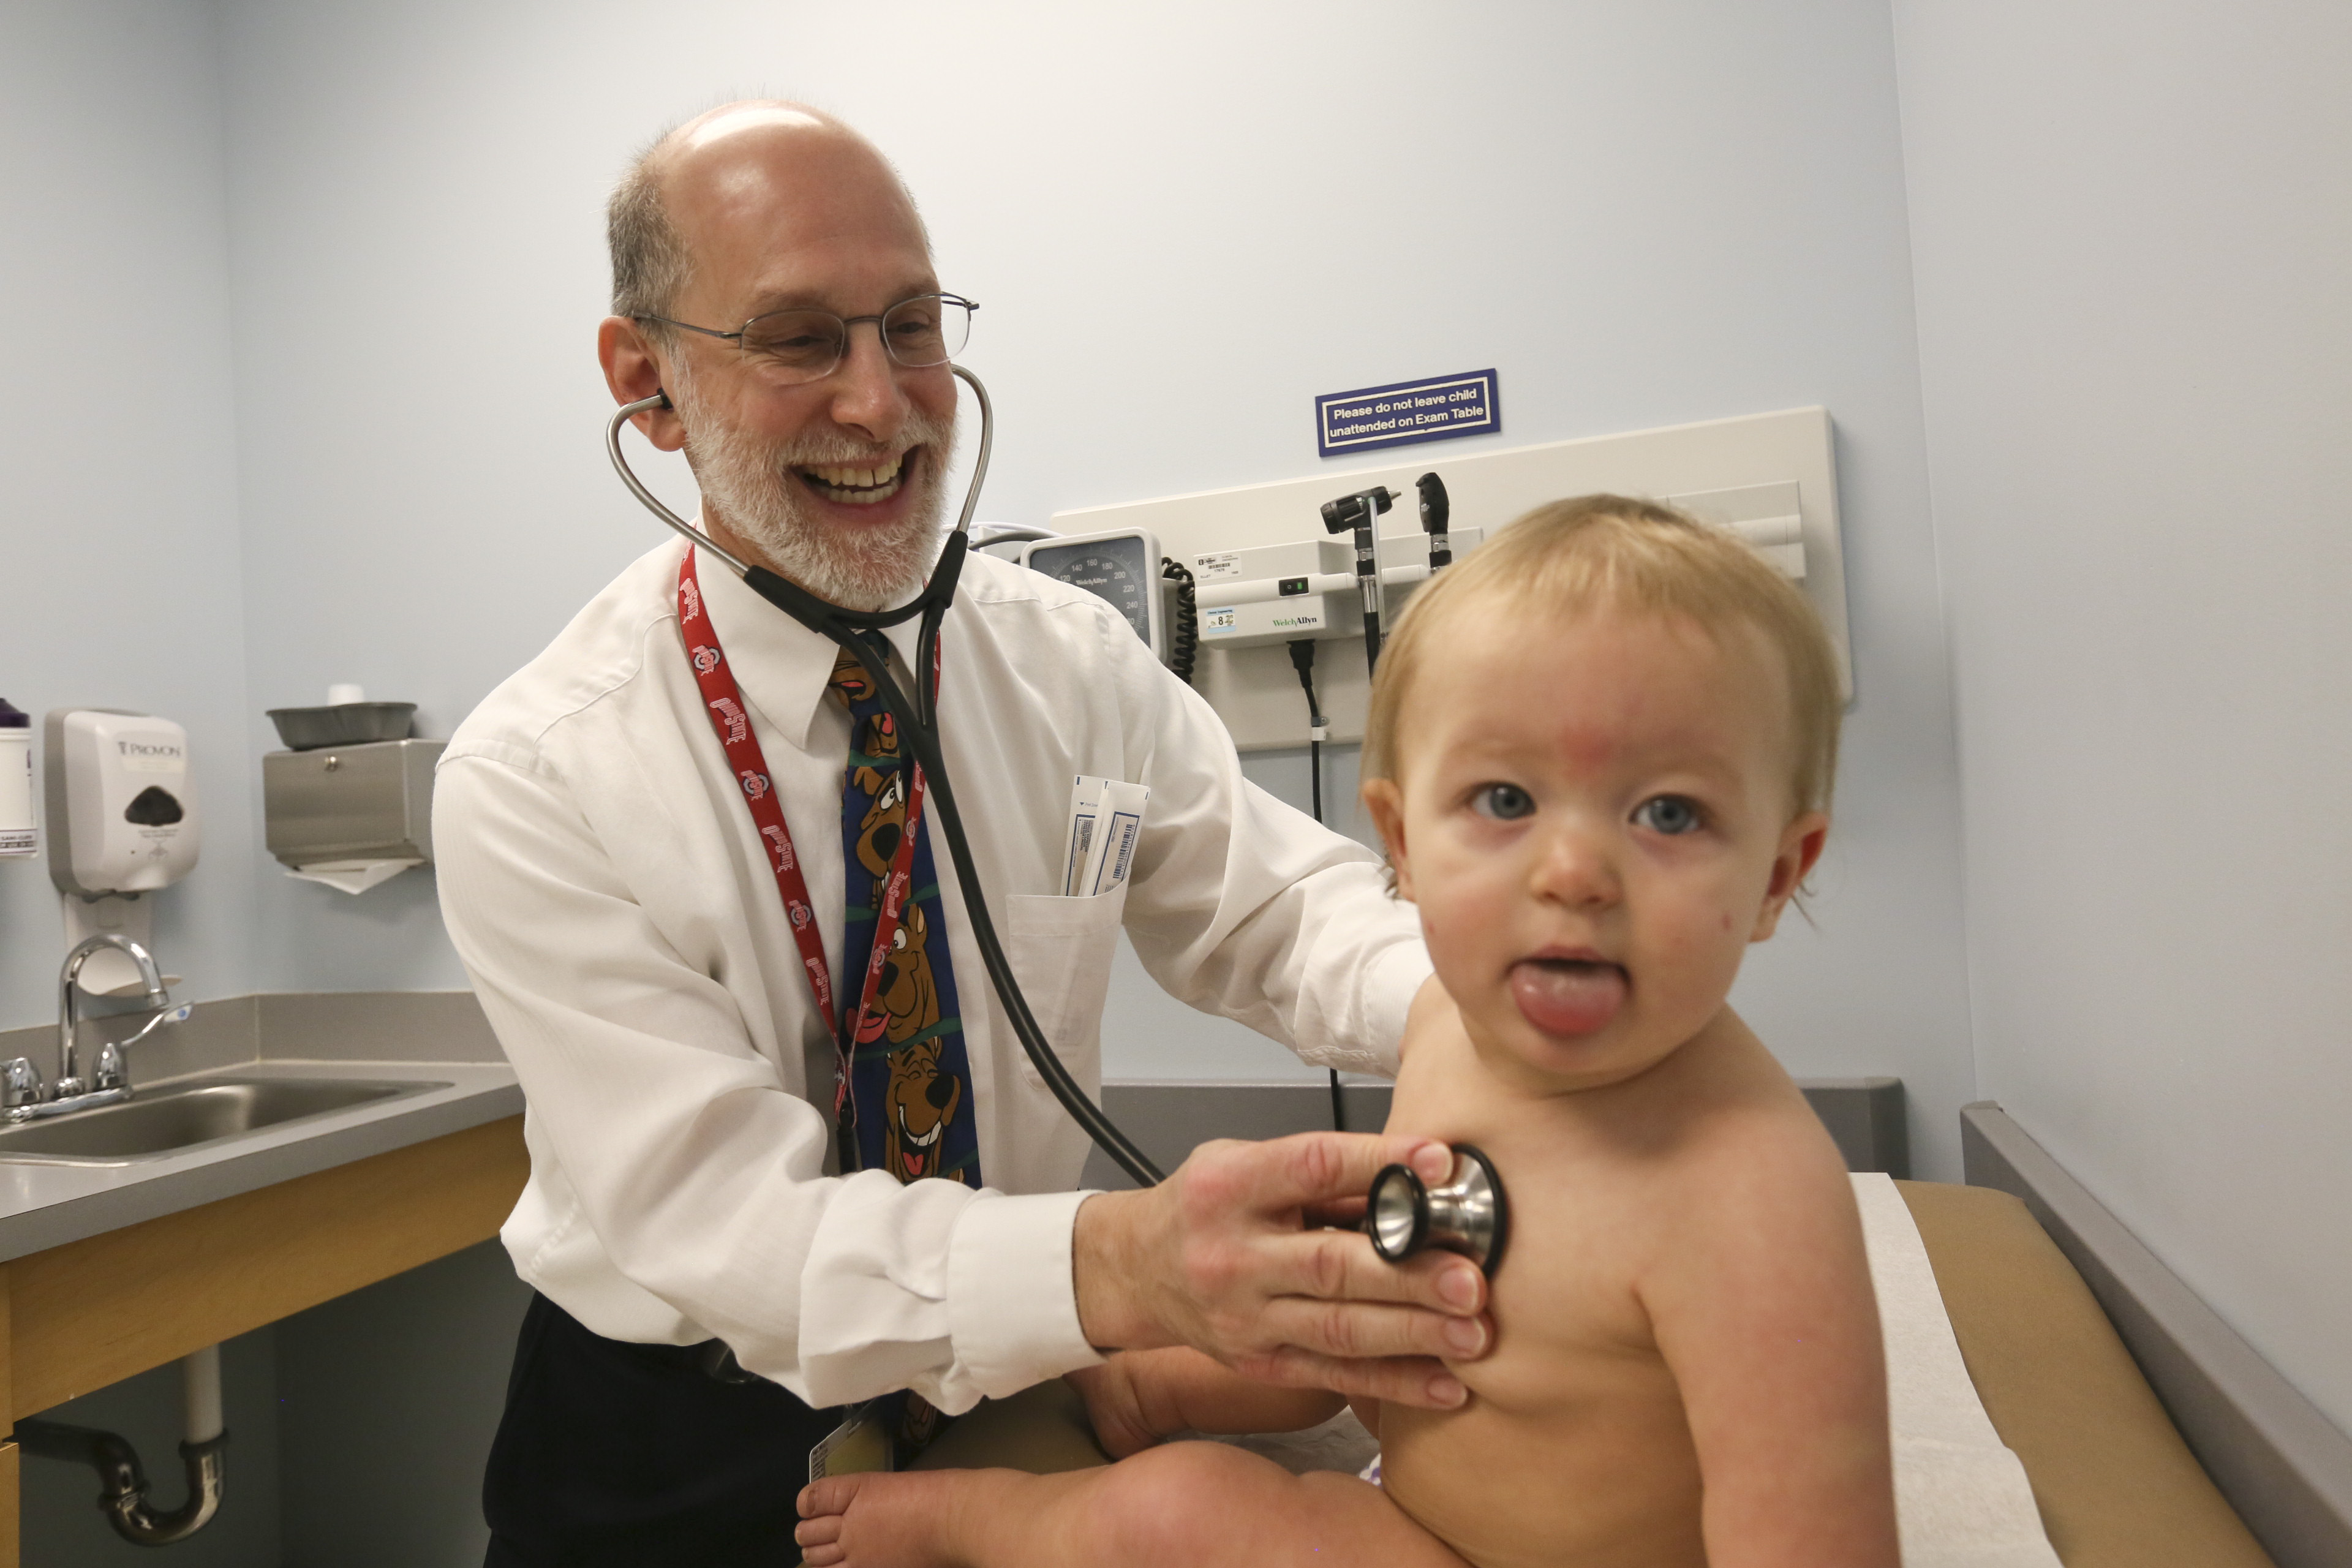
[434,535,1430,1414]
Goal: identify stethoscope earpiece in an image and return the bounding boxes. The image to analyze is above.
[1366,1144,1509,1277]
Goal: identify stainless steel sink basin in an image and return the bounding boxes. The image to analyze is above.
[0,1078,450,1164]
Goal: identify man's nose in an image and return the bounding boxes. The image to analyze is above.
[823,323,913,442]
[1528,821,1621,908]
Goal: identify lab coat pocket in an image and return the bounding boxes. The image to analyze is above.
[1000,886,1126,1093]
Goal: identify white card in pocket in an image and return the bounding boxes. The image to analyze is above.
[1063,774,1150,897]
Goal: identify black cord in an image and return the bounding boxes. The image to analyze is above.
[1160,558,1197,685]
[1287,639,1346,1134]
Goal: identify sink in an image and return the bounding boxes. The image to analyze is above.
[0,1078,450,1164]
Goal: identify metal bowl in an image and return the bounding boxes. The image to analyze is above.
[266,703,415,752]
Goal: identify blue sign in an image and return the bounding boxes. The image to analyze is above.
[1315,369,1499,458]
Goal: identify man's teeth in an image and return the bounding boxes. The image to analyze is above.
[799,455,908,502]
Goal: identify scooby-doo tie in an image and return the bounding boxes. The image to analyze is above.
[829,642,983,1188]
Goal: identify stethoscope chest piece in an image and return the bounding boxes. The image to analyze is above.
[1366,1144,1509,1277]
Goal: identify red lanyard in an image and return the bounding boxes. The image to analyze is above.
[677,548,934,1117]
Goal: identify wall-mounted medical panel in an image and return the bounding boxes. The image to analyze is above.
[1050,407,1849,751]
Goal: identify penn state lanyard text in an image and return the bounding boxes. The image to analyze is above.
[677,548,936,1126]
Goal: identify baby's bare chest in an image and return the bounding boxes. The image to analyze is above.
[1381,1086,1675,1414]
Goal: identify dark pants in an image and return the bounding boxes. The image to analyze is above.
[482,1293,843,1568]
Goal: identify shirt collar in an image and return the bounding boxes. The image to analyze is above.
[687,527,931,753]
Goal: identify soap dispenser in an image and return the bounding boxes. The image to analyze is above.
[45,709,200,993]
[0,698,32,858]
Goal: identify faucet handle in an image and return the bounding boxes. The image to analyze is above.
[4,1057,45,1111]
[92,1003,192,1093]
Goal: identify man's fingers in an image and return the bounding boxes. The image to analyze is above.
[1185,1131,1453,1219]
[1251,1224,1488,1317]
[1253,1294,1493,1364]
[1235,1348,1469,1410]
[1300,1194,1368,1230]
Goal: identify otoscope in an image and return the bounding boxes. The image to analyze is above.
[1416,472,1451,571]
[1321,486,1397,676]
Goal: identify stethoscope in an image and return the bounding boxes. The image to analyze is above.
[608,364,1163,1188]
[606,365,1509,1274]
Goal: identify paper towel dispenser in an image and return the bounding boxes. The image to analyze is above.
[263,738,442,875]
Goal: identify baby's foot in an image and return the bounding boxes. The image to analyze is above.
[795,1471,974,1567]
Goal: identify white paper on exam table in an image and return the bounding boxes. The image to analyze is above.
[1062,775,1148,897]
[1852,1173,2063,1568]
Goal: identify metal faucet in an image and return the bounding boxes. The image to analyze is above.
[1,936,187,1121]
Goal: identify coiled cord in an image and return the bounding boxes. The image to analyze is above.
[1160,558,1198,685]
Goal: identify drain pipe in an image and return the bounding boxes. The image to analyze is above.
[14,1344,227,1545]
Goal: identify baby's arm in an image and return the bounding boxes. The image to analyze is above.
[1071,1348,1348,1457]
[1643,1121,1899,1568]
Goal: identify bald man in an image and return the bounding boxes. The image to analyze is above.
[435,104,1482,1568]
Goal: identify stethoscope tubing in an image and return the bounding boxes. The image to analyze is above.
[606,366,1165,1187]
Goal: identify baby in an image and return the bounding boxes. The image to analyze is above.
[797,496,1898,1567]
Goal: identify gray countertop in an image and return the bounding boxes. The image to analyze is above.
[0,992,521,1264]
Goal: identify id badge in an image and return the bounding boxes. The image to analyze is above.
[807,1390,958,1482]
[809,1401,894,1482]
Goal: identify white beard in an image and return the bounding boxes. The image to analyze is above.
[669,358,956,612]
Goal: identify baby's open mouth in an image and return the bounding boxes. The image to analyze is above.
[796,451,909,505]
[1510,956,1627,1037]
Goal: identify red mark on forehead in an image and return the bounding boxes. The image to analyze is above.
[1550,722,1625,777]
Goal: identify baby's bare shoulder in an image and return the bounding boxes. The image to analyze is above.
[1627,1038,1863,1278]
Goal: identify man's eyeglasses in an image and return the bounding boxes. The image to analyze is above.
[638,293,976,384]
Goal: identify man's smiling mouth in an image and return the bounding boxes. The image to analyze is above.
[796,451,909,505]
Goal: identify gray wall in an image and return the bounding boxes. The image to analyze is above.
[1893,0,2352,1438]
[13,0,2351,1553]
[0,2,261,1020]
[207,0,1976,1174]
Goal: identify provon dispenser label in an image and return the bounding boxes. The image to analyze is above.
[0,734,34,856]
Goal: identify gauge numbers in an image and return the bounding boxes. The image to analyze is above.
[1022,529,1163,660]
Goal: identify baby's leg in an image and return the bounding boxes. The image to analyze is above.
[796,1440,1468,1568]
[1073,1346,1346,1456]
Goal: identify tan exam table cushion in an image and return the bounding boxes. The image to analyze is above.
[1897,1180,2274,1568]
[912,1182,2278,1568]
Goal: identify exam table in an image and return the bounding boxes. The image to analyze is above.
[935,1101,2352,1568]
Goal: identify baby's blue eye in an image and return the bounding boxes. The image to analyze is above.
[1634,795,1703,835]
[1472,783,1536,821]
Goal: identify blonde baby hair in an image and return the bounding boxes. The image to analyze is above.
[1361,494,1842,821]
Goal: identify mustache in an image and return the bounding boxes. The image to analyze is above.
[762,409,957,473]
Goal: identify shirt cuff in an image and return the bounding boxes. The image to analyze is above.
[946,1188,1106,1402]
[1362,938,1436,1076]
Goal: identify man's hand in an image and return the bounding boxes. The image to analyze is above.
[1074,1134,1491,1409]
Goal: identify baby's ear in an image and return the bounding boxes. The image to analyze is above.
[1359,778,1415,900]
[1751,810,1828,942]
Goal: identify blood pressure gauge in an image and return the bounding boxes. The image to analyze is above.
[1020,527,1166,663]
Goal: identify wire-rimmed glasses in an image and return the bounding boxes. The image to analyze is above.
[638,292,976,384]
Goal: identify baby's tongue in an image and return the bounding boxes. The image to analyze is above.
[1510,959,1626,1036]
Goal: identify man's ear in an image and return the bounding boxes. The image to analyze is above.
[1751,810,1828,942]
[1360,777,1415,901]
[598,316,689,453]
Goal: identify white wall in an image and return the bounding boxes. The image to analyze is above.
[1894,0,2352,1432]
[213,0,1978,1171]
[0,3,258,1025]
